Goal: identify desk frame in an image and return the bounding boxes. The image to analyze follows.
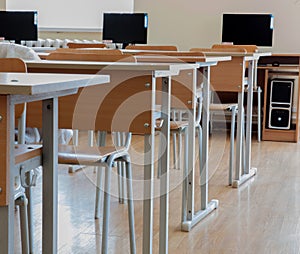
[27,60,200,254]
[0,73,110,254]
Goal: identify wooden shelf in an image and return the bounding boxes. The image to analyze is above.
[258,54,300,142]
[262,129,298,142]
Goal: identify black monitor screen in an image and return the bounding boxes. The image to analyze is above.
[0,11,38,43]
[102,13,148,47]
[222,13,274,46]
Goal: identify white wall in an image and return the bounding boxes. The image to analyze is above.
[2,0,300,53]
[6,0,134,30]
[0,0,5,10]
[134,0,300,52]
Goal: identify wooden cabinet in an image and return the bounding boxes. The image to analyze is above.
[257,54,300,142]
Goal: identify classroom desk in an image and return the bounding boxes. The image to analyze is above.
[133,55,232,231]
[0,72,110,254]
[35,51,269,188]
[26,57,229,253]
[26,59,197,254]
[192,51,271,187]
[125,50,270,187]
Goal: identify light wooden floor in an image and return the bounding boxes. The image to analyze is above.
[14,131,300,253]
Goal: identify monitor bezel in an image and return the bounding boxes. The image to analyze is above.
[221,13,274,47]
[102,13,148,48]
[0,10,38,44]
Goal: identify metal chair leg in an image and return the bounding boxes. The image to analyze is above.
[25,187,34,254]
[125,160,136,254]
[257,86,262,142]
[68,130,83,173]
[94,167,103,219]
[16,194,30,254]
[197,124,203,178]
[229,105,237,186]
[181,128,188,223]
[102,164,112,254]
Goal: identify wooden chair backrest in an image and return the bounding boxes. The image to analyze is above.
[209,56,245,92]
[132,51,199,110]
[209,44,255,91]
[211,44,258,53]
[125,45,178,51]
[135,51,205,57]
[0,58,27,72]
[54,48,123,55]
[67,42,106,48]
[0,58,26,118]
[45,52,136,62]
[190,47,246,53]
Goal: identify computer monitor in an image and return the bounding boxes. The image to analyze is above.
[0,11,38,44]
[221,13,274,47]
[102,13,148,48]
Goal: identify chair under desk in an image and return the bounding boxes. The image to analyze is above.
[134,54,232,230]
[133,50,271,187]
[201,51,271,187]
[26,59,198,254]
[25,57,230,254]
[0,72,110,254]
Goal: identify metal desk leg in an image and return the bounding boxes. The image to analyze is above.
[42,98,58,254]
[159,77,171,254]
[244,60,257,179]
[181,67,218,232]
[245,60,254,174]
[26,186,34,253]
[143,134,154,254]
[232,60,257,188]
[0,203,14,253]
[143,75,157,254]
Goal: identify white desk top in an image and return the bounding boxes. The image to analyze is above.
[26,59,201,77]
[0,73,110,95]
[123,48,270,58]
[133,55,231,65]
[199,51,272,61]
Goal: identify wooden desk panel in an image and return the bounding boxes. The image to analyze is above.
[26,73,154,134]
[0,96,10,205]
[0,73,109,253]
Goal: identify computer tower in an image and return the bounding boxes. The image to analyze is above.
[268,79,294,129]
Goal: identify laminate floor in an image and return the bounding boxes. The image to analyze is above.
[14,131,300,253]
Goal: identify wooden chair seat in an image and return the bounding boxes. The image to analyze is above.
[67,42,106,48]
[54,48,123,54]
[211,44,258,53]
[58,145,127,165]
[135,51,204,57]
[15,144,42,165]
[210,103,238,111]
[125,44,178,51]
[170,121,188,130]
[190,47,246,53]
[46,52,136,62]
[155,120,188,133]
